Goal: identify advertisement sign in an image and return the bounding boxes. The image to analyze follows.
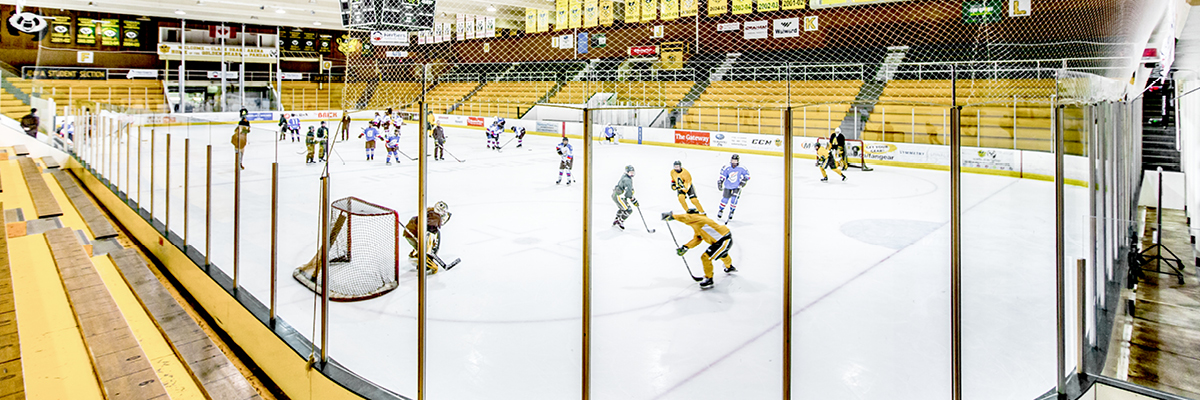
[744,20,768,39]
[385,51,410,58]
[674,130,710,146]
[536,121,562,134]
[247,112,273,121]
[49,16,72,44]
[717,22,740,32]
[962,0,1003,24]
[593,33,607,48]
[23,68,107,80]
[773,17,799,38]
[963,148,1017,171]
[282,72,304,80]
[467,117,485,127]
[122,20,141,47]
[370,31,410,46]
[629,45,658,56]
[577,32,589,54]
[126,69,158,79]
[207,71,239,79]
[710,132,782,151]
[98,19,120,46]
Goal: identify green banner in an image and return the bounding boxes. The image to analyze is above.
[962,0,1002,24]
[98,19,120,46]
[122,20,141,47]
[76,18,96,45]
[49,16,72,44]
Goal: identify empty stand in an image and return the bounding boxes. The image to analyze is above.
[7,78,166,112]
[455,81,555,119]
[681,80,862,135]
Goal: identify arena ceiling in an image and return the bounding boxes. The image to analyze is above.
[6,0,544,30]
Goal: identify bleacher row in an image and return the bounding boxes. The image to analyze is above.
[2,78,168,115]
[0,142,261,399]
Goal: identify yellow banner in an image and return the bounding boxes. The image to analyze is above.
[757,0,779,11]
[526,8,537,33]
[731,0,752,14]
[707,0,727,16]
[538,9,550,32]
[584,0,598,27]
[781,0,805,9]
[625,0,640,23]
[600,0,615,25]
[662,0,679,20]
[641,0,657,21]
[557,0,568,30]
[680,0,697,17]
[569,0,582,28]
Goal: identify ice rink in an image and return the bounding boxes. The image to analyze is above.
[81,114,1089,400]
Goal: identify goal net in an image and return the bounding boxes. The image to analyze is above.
[815,137,872,171]
[294,197,401,301]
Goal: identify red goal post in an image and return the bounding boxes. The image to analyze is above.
[814,137,873,171]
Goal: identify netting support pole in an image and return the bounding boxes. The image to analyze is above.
[126,123,131,200]
[582,107,592,400]
[151,129,156,218]
[206,145,212,268]
[417,101,428,400]
[270,162,278,326]
[137,126,141,206]
[166,134,172,234]
[234,133,242,290]
[782,107,793,400]
[950,67,963,400]
[1055,99,1067,399]
[319,175,330,364]
[185,138,190,247]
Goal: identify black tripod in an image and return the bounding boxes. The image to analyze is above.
[1135,168,1185,284]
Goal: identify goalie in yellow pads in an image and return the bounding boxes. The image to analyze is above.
[403,201,458,274]
[662,211,736,289]
[670,161,705,214]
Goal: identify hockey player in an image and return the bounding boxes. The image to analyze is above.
[403,201,454,274]
[359,121,381,160]
[716,154,750,222]
[432,121,446,160]
[486,119,503,150]
[278,113,289,141]
[389,111,404,137]
[662,211,735,289]
[556,137,573,184]
[288,114,302,142]
[603,125,618,144]
[612,165,638,230]
[383,129,401,165]
[316,122,329,162]
[817,141,846,182]
[512,125,525,148]
[671,161,705,214]
[372,111,385,129]
[304,126,317,163]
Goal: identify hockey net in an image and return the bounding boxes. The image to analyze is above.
[814,137,871,171]
[294,197,401,302]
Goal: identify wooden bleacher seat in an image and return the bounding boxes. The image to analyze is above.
[681,80,863,136]
[50,170,117,240]
[16,157,62,219]
[0,201,24,399]
[40,156,60,170]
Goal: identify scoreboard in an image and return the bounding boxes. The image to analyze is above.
[341,0,436,30]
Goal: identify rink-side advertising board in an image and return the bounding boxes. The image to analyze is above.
[673,130,710,146]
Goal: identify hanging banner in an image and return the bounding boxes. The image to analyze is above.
[76,18,96,45]
[303,31,318,51]
[557,0,569,30]
[465,15,476,39]
[526,8,537,33]
[707,0,727,16]
[98,19,120,46]
[156,43,281,63]
[319,36,333,52]
[600,0,615,26]
[758,0,779,12]
[121,20,141,47]
[782,0,805,9]
[661,0,678,20]
[456,14,466,39]
[731,0,752,14]
[584,0,598,27]
[641,0,657,21]
[475,15,486,38]
[625,0,640,23]
[487,16,496,37]
[49,16,71,44]
[681,0,697,17]
[538,9,550,32]
[568,0,582,28]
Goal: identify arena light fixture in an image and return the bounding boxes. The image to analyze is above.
[276,8,286,13]
[486,5,496,12]
[174,9,186,14]
[313,21,321,25]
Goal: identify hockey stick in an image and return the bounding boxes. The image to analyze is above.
[663,220,703,282]
[442,148,467,162]
[634,205,656,233]
[395,148,419,161]
[497,136,517,150]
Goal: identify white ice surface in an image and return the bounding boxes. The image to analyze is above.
[77,117,1089,400]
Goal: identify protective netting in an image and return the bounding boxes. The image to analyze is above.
[294,197,401,301]
[338,0,1151,154]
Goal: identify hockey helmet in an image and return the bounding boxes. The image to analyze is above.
[434,201,448,216]
[673,160,682,171]
[834,127,842,134]
[625,165,636,173]
[730,154,740,166]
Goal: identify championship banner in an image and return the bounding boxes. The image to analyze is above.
[76,18,96,45]
[557,0,569,30]
[319,36,332,52]
[641,0,657,21]
[600,0,615,26]
[568,0,582,28]
[98,19,120,46]
[782,0,805,9]
[466,15,476,39]
[731,0,752,14]
[485,16,496,38]
[707,0,727,16]
[681,0,697,17]
[475,15,485,38]
[121,20,141,47]
[302,31,318,51]
[758,0,779,12]
[49,16,71,44]
[456,14,466,39]
[583,0,598,27]
[526,8,537,33]
[538,9,550,32]
[661,0,679,20]
[624,0,640,23]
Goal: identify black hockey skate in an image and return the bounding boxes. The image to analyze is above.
[821,177,828,182]
[842,174,847,181]
[613,219,625,230]
[716,210,723,219]
[724,266,737,273]
[556,178,562,185]
[698,277,713,289]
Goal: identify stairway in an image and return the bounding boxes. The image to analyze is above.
[836,46,908,140]
[1141,79,1179,172]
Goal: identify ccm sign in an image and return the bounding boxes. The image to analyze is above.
[628,46,658,56]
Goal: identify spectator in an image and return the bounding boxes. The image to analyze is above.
[20,108,39,138]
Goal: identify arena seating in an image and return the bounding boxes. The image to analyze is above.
[681,80,862,136]
[7,78,167,112]
[280,81,345,111]
[862,79,1087,154]
[453,81,555,119]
